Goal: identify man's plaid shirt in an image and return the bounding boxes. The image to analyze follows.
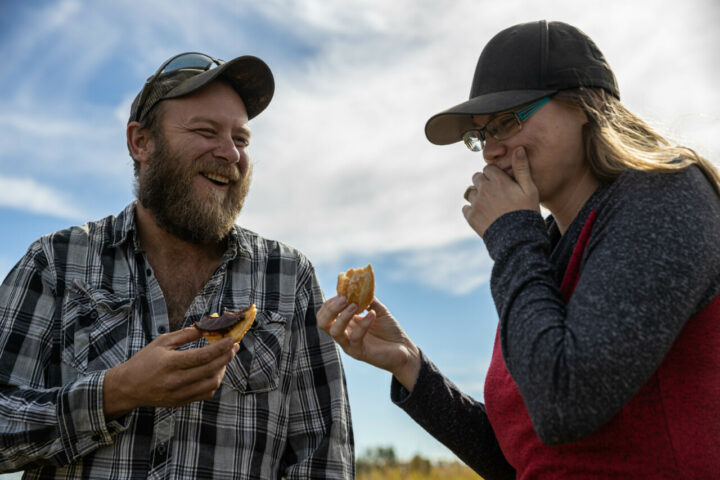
[0,203,354,479]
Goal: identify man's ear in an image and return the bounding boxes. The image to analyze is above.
[127,122,154,163]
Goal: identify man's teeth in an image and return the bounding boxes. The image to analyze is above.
[202,172,230,185]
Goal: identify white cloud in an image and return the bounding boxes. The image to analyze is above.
[0,176,86,221]
[1,0,718,288]
[386,241,493,296]
[0,113,91,138]
[238,0,720,267]
[0,107,131,181]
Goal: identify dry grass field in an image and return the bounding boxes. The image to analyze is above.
[356,447,482,480]
[357,463,481,480]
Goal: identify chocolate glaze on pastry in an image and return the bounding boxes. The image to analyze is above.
[193,305,257,344]
[195,309,250,334]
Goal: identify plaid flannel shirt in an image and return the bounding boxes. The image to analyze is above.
[0,203,354,479]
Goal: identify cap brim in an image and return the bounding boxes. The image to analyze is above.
[164,55,274,119]
[424,88,557,145]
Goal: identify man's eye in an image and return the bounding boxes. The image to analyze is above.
[195,129,215,136]
[234,137,249,147]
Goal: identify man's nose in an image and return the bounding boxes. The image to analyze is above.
[213,135,241,164]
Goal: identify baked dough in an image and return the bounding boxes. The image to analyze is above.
[336,264,374,312]
[194,305,257,343]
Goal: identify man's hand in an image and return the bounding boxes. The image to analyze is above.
[462,146,540,237]
[103,327,239,419]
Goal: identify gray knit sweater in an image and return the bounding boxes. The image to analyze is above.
[392,165,720,479]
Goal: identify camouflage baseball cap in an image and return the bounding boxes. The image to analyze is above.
[129,52,274,124]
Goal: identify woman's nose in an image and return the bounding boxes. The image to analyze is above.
[482,136,506,164]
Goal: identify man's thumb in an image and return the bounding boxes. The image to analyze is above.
[512,147,534,191]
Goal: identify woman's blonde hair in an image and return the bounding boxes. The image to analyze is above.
[554,88,720,196]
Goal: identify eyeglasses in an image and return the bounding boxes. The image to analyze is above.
[132,52,225,123]
[462,96,552,151]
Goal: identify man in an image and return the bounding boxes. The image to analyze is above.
[0,52,354,479]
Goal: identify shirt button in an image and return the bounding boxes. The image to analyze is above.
[156,442,167,456]
[158,325,167,334]
[146,268,153,276]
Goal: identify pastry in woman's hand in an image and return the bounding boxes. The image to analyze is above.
[337,264,375,312]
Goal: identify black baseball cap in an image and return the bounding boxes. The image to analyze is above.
[129,52,274,124]
[425,20,619,145]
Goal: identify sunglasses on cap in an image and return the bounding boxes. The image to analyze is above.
[132,52,225,123]
[462,96,552,152]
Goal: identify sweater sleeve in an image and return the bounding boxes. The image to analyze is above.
[483,166,720,445]
[391,350,515,479]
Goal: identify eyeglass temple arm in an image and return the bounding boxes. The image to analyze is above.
[516,97,551,121]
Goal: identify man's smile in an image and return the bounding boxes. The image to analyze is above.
[201,171,231,186]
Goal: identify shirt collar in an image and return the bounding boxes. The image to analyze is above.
[109,202,141,250]
[226,223,253,260]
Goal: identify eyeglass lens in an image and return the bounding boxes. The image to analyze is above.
[463,114,518,152]
[464,134,485,152]
[486,114,519,139]
[134,53,223,122]
[161,53,217,75]
[462,96,550,152]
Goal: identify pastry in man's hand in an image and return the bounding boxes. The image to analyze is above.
[336,264,375,312]
[194,305,257,343]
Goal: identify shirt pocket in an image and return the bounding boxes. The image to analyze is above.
[222,310,288,394]
[61,280,133,374]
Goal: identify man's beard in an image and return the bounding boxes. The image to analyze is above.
[135,132,252,244]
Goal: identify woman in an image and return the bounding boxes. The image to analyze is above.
[317,20,720,479]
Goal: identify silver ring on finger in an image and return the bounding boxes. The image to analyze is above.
[464,185,477,202]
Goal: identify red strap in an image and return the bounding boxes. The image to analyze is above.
[560,210,597,303]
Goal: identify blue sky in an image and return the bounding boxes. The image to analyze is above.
[1,0,718,473]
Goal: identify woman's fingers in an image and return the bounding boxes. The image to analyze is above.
[347,310,375,345]
[328,303,359,349]
[464,185,477,202]
[317,296,348,330]
[368,297,387,315]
